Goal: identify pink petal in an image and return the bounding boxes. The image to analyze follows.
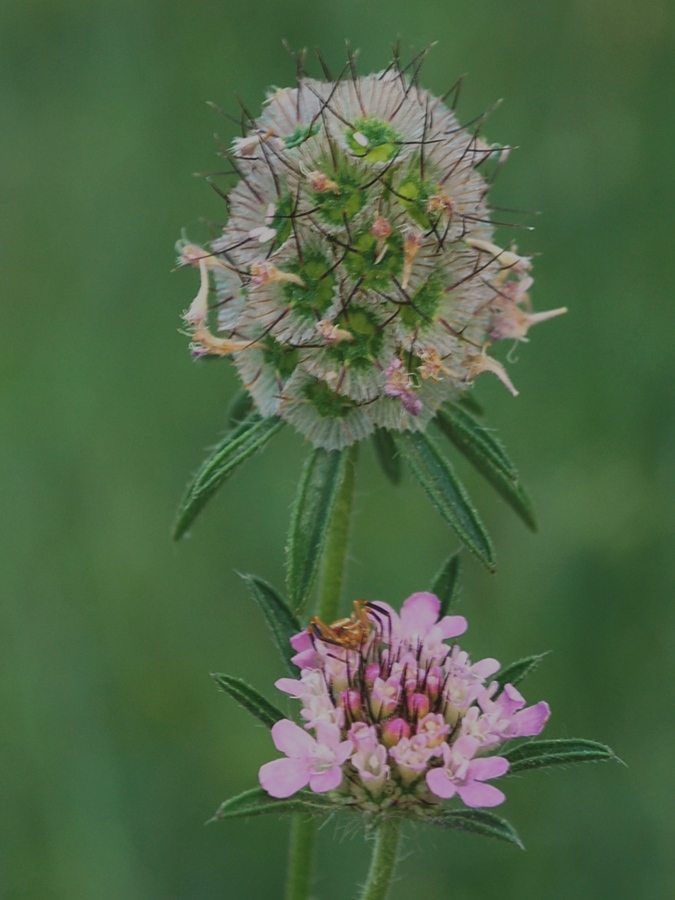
[291,648,318,670]
[457,781,506,808]
[468,756,510,782]
[309,766,343,793]
[271,719,315,757]
[426,767,458,799]
[472,658,501,679]
[400,592,440,636]
[290,631,312,652]
[275,677,305,697]
[452,734,480,759]
[499,684,526,714]
[336,739,355,765]
[437,615,468,640]
[259,758,310,798]
[315,722,341,750]
[513,701,550,737]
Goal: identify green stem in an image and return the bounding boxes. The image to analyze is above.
[284,815,316,900]
[284,443,359,900]
[360,819,403,900]
[317,443,358,622]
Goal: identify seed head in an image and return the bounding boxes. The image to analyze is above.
[179,53,564,448]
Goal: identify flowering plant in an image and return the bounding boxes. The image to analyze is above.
[212,582,613,861]
[174,46,616,900]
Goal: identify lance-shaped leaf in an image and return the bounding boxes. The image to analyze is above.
[210,787,338,824]
[430,550,462,616]
[494,652,549,693]
[242,574,301,675]
[371,429,402,485]
[286,447,349,613]
[173,414,284,540]
[436,404,537,532]
[393,431,495,571]
[429,808,524,849]
[503,738,618,774]
[458,392,484,417]
[211,673,285,729]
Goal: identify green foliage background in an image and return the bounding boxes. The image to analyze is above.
[2,1,673,896]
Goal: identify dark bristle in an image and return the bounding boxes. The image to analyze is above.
[234,93,257,128]
[440,73,466,111]
[314,47,332,81]
[206,100,243,128]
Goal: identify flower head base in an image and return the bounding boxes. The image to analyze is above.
[179,54,565,449]
[259,592,550,816]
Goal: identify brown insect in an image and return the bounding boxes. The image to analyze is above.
[308,600,371,649]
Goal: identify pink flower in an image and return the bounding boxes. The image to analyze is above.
[258,720,353,798]
[370,592,467,665]
[426,736,509,807]
[352,742,390,795]
[389,734,439,784]
[383,360,423,416]
[464,683,550,748]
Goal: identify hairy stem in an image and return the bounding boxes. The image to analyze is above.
[284,443,358,900]
[360,819,403,900]
[284,815,316,900]
[317,443,358,623]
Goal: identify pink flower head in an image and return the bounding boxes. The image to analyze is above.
[259,720,353,798]
[426,735,509,807]
[259,593,550,812]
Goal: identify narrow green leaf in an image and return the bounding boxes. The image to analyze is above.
[173,414,284,540]
[430,809,524,849]
[503,738,618,774]
[286,447,348,613]
[225,389,254,427]
[211,673,285,729]
[494,653,549,693]
[436,404,537,532]
[458,393,484,416]
[371,429,402,485]
[430,551,462,616]
[393,431,495,571]
[210,787,337,823]
[242,574,301,675]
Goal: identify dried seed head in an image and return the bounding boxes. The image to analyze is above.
[179,53,563,448]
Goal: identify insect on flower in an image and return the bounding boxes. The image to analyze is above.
[309,599,372,649]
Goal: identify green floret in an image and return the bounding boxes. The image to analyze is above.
[326,307,383,370]
[345,117,402,164]
[304,378,354,418]
[262,336,299,380]
[400,275,444,328]
[282,254,336,320]
[284,122,321,149]
[388,159,439,230]
[344,228,403,290]
[311,165,366,225]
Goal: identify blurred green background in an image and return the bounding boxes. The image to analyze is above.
[2,0,673,897]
